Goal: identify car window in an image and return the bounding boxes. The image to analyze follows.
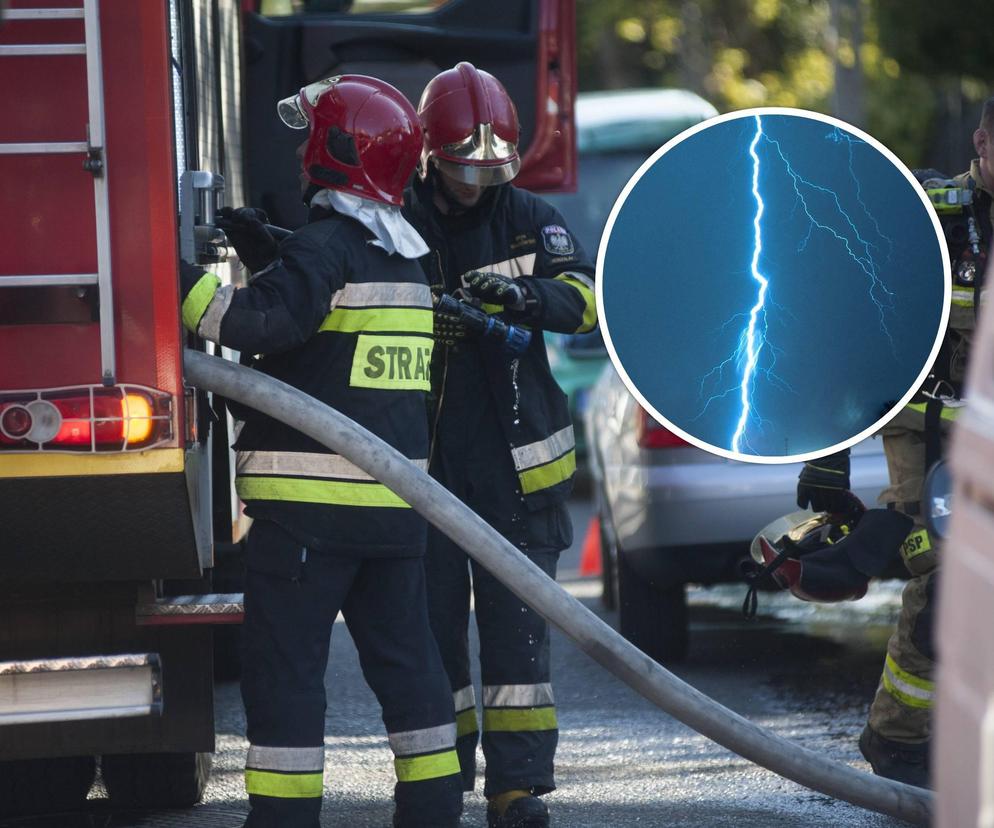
[544,152,649,255]
[259,0,451,14]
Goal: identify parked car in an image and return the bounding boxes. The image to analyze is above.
[544,89,719,459]
[544,329,607,465]
[584,365,892,662]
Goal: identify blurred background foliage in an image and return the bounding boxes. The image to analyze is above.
[576,0,993,171]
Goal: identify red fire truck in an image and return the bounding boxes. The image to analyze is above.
[0,0,574,816]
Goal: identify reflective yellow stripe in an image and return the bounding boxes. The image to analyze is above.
[906,402,961,422]
[244,769,323,798]
[236,475,410,508]
[0,448,184,479]
[900,528,932,563]
[319,307,433,334]
[456,708,478,738]
[349,334,433,391]
[483,706,558,732]
[181,272,220,333]
[882,653,933,710]
[518,449,576,495]
[394,749,461,783]
[481,302,503,315]
[554,274,597,333]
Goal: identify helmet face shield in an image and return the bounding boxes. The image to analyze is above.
[431,120,520,185]
[276,76,343,129]
[441,122,517,164]
[277,94,309,129]
[433,155,520,187]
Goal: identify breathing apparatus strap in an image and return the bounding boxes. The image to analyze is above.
[742,544,793,620]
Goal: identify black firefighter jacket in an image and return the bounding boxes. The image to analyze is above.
[180,206,433,557]
[404,177,597,513]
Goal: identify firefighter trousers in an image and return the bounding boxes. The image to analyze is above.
[425,522,561,798]
[868,419,940,743]
[240,520,463,828]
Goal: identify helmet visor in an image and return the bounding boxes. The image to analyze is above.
[277,94,309,129]
[433,155,520,187]
[277,76,343,129]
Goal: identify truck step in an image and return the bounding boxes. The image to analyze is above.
[136,593,245,626]
[0,653,162,726]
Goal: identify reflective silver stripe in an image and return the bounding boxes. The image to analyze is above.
[560,270,594,291]
[511,426,575,472]
[198,284,235,342]
[483,683,555,708]
[247,745,324,772]
[458,253,537,285]
[237,451,428,480]
[453,685,476,712]
[388,722,457,757]
[330,282,432,310]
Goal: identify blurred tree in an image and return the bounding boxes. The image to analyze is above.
[575,0,991,169]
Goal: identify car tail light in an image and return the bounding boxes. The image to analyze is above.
[0,385,173,452]
[636,407,688,449]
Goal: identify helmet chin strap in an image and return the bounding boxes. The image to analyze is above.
[302,181,322,207]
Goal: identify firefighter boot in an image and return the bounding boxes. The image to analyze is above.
[486,791,549,828]
[859,725,930,788]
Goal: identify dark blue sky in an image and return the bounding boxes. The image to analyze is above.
[603,112,946,457]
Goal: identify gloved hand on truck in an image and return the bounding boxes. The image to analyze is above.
[216,206,279,274]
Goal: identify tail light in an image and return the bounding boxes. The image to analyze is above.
[636,407,689,449]
[0,385,173,452]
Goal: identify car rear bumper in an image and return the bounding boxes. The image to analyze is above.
[606,446,889,554]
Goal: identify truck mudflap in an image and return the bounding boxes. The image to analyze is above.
[0,653,162,727]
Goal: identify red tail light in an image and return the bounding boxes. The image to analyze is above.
[636,407,689,449]
[0,385,173,452]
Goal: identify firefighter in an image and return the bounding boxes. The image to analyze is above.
[179,75,462,828]
[403,62,597,828]
[795,97,994,788]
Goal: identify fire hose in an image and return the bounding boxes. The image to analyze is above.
[185,349,931,825]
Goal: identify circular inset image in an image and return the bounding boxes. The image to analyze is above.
[597,107,950,463]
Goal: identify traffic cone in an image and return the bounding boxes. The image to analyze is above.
[579,515,602,577]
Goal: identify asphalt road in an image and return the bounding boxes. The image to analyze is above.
[2,497,912,828]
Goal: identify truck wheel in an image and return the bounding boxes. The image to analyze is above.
[617,551,689,663]
[102,751,211,809]
[0,756,96,817]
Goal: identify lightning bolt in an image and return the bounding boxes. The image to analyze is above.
[730,115,770,454]
[696,115,895,455]
[763,128,895,347]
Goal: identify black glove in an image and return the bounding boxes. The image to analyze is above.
[433,293,472,346]
[797,449,852,512]
[465,270,527,309]
[180,258,209,297]
[216,206,278,273]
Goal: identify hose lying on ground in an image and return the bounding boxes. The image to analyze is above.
[185,350,931,826]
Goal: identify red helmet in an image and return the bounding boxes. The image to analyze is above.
[277,75,422,206]
[417,62,520,186]
[746,496,912,611]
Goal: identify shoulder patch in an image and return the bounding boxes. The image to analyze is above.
[541,224,575,256]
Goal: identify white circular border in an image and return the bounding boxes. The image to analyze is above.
[594,106,952,465]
